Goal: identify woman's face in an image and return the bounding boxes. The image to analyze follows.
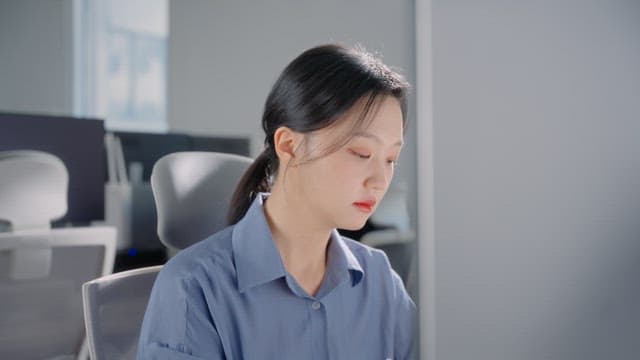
[289,96,404,231]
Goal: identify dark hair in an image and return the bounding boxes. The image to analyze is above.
[227,44,410,225]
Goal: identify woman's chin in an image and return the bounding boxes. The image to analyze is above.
[337,218,369,231]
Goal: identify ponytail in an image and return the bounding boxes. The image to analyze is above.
[227,148,275,225]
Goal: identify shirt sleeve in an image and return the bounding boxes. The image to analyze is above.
[137,266,226,359]
[392,271,418,360]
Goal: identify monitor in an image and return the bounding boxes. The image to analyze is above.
[113,131,251,181]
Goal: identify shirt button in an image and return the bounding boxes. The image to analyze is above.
[311,301,321,310]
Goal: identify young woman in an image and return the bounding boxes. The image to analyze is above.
[137,44,416,359]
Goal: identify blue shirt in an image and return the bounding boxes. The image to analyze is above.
[137,194,416,359]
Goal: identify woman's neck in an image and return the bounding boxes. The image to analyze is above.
[263,186,331,296]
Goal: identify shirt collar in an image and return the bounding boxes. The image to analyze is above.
[232,192,365,294]
[324,229,364,289]
[232,193,286,293]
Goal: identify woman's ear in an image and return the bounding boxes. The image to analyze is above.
[273,127,304,166]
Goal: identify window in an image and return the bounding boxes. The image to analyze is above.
[75,0,168,132]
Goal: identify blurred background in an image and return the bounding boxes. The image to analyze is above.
[0,0,418,261]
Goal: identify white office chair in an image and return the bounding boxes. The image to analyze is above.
[82,151,252,360]
[0,151,116,360]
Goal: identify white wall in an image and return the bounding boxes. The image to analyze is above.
[0,0,74,115]
[424,0,640,359]
[168,0,418,229]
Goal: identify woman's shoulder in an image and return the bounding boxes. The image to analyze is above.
[156,225,237,285]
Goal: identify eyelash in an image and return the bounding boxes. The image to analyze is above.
[352,151,370,159]
[350,150,398,166]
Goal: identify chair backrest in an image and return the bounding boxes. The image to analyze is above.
[82,266,162,360]
[0,228,116,360]
[151,151,253,250]
[0,150,116,360]
[81,151,252,360]
[0,150,68,230]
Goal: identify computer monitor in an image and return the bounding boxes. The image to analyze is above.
[112,131,191,182]
[189,134,251,157]
[113,131,251,181]
[0,112,106,225]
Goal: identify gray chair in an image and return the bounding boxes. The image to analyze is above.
[0,151,116,360]
[81,266,162,360]
[82,151,252,360]
[151,151,254,251]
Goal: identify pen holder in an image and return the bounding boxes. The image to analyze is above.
[104,182,132,251]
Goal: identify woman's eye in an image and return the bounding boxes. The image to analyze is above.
[388,159,399,166]
[350,150,371,159]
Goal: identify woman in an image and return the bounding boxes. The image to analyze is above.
[137,44,416,359]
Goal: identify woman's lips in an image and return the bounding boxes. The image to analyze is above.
[353,200,376,213]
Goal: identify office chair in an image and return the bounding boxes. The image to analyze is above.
[0,151,116,360]
[81,265,162,360]
[151,151,254,251]
[82,151,252,360]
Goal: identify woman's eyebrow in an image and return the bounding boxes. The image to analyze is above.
[352,131,404,147]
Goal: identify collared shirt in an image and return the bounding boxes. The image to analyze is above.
[137,193,416,360]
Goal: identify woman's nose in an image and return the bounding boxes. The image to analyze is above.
[365,159,390,191]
